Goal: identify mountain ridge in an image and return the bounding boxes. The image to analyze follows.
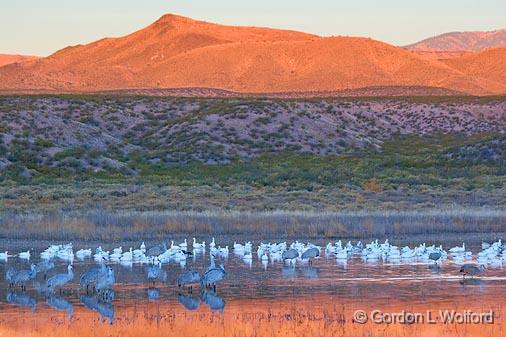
[1,14,505,95]
[405,29,506,51]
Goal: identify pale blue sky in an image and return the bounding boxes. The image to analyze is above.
[1,0,505,56]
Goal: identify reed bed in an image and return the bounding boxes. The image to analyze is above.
[0,208,504,241]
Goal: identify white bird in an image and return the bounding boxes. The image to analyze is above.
[76,249,92,260]
[18,250,31,260]
[0,251,10,260]
[193,238,205,249]
[449,243,465,254]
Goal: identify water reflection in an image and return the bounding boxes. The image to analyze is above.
[301,266,320,279]
[147,287,160,301]
[177,293,200,311]
[0,239,504,336]
[80,294,115,324]
[46,295,73,319]
[6,291,36,312]
[201,290,225,313]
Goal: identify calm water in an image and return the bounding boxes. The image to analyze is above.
[0,238,504,337]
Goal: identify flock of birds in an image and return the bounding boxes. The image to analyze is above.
[0,238,503,321]
[3,237,503,294]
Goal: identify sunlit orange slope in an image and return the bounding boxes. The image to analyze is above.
[0,14,505,95]
[441,47,506,88]
[0,54,39,67]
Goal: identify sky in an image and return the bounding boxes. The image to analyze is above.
[1,0,505,56]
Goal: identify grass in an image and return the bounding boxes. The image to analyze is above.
[1,133,505,214]
[0,208,504,241]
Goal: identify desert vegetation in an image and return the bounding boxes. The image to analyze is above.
[0,95,504,238]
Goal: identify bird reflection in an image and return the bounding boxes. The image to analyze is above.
[282,265,297,278]
[428,264,441,273]
[301,266,320,279]
[460,278,486,287]
[177,293,201,311]
[147,287,160,301]
[80,295,115,324]
[201,290,225,313]
[47,295,73,320]
[6,291,36,313]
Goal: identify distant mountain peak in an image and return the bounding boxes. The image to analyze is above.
[405,29,506,51]
[154,13,200,26]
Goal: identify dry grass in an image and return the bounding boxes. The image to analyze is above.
[0,208,504,241]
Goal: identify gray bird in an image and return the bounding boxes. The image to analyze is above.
[301,247,320,265]
[146,244,167,257]
[7,264,37,291]
[80,264,107,293]
[282,248,299,263]
[46,265,74,294]
[460,264,486,279]
[177,270,201,292]
[35,260,55,280]
[5,268,17,287]
[201,265,225,291]
[146,265,167,285]
[95,266,115,294]
[428,252,442,264]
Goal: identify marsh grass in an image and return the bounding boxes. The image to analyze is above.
[0,208,504,241]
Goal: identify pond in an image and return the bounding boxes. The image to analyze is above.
[0,238,504,337]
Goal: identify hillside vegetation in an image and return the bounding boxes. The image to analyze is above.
[0,95,504,213]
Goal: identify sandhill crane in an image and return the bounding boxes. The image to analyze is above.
[47,265,74,294]
[95,266,115,295]
[428,251,442,264]
[282,248,299,265]
[301,247,320,265]
[146,244,167,257]
[7,264,37,291]
[201,265,225,291]
[178,293,200,311]
[460,264,486,279]
[35,260,55,280]
[80,263,107,293]
[146,264,167,285]
[177,270,201,292]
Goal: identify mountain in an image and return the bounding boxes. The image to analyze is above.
[0,14,505,95]
[441,47,506,87]
[405,29,506,52]
[0,54,39,67]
